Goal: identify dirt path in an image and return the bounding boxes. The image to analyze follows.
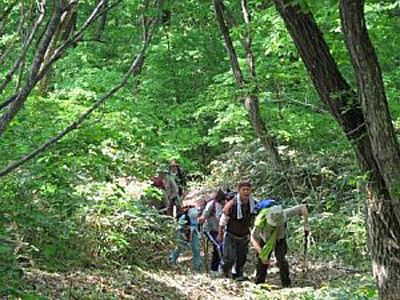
[23,251,359,300]
[20,184,364,299]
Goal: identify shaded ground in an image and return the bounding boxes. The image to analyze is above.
[21,251,362,300]
[15,184,368,299]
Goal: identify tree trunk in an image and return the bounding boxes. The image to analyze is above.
[213,0,284,170]
[340,0,400,201]
[272,0,389,194]
[273,1,400,298]
[39,1,77,95]
[365,188,400,300]
[340,1,400,298]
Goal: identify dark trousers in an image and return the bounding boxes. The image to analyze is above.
[222,232,249,277]
[167,197,180,217]
[204,230,221,271]
[255,238,291,286]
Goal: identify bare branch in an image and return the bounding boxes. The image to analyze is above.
[213,0,245,87]
[0,95,16,111]
[241,0,257,80]
[213,0,285,173]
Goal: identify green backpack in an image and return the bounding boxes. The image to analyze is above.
[254,206,284,263]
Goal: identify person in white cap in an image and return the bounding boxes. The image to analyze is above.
[250,203,310,286]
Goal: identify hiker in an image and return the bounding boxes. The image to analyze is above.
[151,168,165,189]
[169,206,203,271]
[198,189,226,273]
[250,203,310,287]
[168,160,186,197]
[218,180,257,280]
[158,167,180,217]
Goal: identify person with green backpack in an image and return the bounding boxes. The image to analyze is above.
[250,203,310,286]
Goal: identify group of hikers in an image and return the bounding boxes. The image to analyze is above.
[151,160,310,287]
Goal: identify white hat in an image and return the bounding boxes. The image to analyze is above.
[266,205,285,227]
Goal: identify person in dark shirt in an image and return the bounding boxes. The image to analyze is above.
[218,180,257,280]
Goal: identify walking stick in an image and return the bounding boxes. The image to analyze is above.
[203,230,209,273]
[301,230,310,285]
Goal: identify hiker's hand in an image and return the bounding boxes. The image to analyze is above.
[254,245,262,255]
[304,224,310,233]
[261,259,269,265]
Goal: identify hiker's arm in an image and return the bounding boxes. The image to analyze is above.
[218,213,229,241]
[300,205,310,232]
[198,201,211,224]
[250,228,262,254]
[217,199,233,241]
[285,204,310,232]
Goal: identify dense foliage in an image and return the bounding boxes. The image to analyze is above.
[0,0,398,298]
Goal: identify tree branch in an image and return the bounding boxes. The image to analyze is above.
[0,0,164,177]
[0,1,62,136]
[0,0,46,95]
[0,0,122,134]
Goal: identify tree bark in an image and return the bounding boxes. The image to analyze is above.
[213,0,284,170]
[340,1,400,299]
[39,1,78,95]
[365,188,400,300]
[340,0,400,201]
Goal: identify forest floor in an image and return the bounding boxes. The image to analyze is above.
[23,252,360,299]
[17,183,367,299]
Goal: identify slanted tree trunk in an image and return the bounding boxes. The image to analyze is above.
[213,0,284,170]
[340,1,400,299]
[39,1,77,95]
[94,0,107,41]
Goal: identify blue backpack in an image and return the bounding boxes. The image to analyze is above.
[254,199,277,214]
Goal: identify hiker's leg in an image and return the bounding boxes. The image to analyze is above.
[255,241,268,284]
[255,257,269,284]
[209,231,220,271]
[170,231,186,263]
[191,230,202,271]
[234,236,249,277]
[174,196,181,213]
[222,233,236,277]
[167,199,173,216]
[275,238,291,287]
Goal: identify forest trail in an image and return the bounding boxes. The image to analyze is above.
[20,183,362,300]
[22,252,359,299]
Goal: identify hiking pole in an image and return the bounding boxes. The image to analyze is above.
[301,230,310,286]
[304,230,309,256]
[204,233,209,273]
